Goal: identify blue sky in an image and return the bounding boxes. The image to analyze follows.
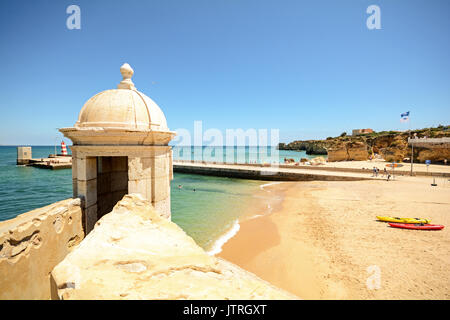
[0,0,449,145]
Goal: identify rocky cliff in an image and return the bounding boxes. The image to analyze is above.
[51,194,298,300]
[279,126,450,163]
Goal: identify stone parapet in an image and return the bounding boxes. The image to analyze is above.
[51,194,297,300]
[0,199,84,300]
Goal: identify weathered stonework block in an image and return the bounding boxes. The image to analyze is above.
[72,179,78,199]
[153,197,170,219]
[152,176,170,202]
[77,179,97,208]
[128,179,151,200]
[128,157,152,180]
[85,204,97,234]
[169,149,173,180]
[152,155,169,179]
[77,157,97,181]
[72,156,78,180]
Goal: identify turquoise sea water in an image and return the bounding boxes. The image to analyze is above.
[172,146,316,164]
[0,146,306,251]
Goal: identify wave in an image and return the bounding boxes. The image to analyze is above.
[206,219,240,256]
[259,181,283,190]
[246,213,264,220]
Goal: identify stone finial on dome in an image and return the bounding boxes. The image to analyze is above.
[117,63,136,90]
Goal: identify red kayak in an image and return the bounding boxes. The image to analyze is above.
[389,223,444,230]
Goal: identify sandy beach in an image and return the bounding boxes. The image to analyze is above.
[218,174,450,299]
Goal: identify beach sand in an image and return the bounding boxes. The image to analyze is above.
[218,175,450,299]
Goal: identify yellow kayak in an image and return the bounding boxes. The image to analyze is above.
[376,216,431,224]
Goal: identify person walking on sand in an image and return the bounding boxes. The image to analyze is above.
[383,167,387,177]
[372,167,377,177]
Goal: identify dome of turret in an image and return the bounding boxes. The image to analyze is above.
[75,63,168,131]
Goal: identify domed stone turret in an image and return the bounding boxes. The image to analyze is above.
[75,63,168,131]
[62,63,174,145]
[60,64,175,234]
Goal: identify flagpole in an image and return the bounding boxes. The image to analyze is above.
[410,114,413,176]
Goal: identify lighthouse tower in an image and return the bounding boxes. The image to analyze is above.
[60,64,176,233]
[60,141,68,156]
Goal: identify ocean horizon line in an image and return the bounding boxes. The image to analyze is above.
[0,144,284,148]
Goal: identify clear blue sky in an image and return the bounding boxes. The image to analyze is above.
[0,0,449,145]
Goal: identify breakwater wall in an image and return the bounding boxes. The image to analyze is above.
[173,161,376,181]
[173,160,450,178]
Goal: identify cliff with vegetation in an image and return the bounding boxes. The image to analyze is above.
[279,125,450,163]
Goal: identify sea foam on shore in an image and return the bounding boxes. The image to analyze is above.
[207,219,241,255]
[207,182,286,255]
[260,182,283,190]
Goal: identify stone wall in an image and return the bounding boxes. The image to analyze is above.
[51,194,297,300]
[174,163,373,181]
[0,199,84,300]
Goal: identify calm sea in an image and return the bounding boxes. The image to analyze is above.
[0,146,309,252]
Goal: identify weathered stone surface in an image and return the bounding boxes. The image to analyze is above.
[326,146,347,162]
[51,194,297,300]
[327,142,368,162]
[0,199,84,300]
[128,157,152,180]
[77,157,97,181]
[415,147,450,163]
[346,142,369,161]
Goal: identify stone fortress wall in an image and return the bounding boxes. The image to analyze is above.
[0,194,295,300]
[0,199,84,299]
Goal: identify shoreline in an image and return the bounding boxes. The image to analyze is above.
[205,181,286,256]
[206,219,240,256]
[217,177,450,299]
[218,181,327,299]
